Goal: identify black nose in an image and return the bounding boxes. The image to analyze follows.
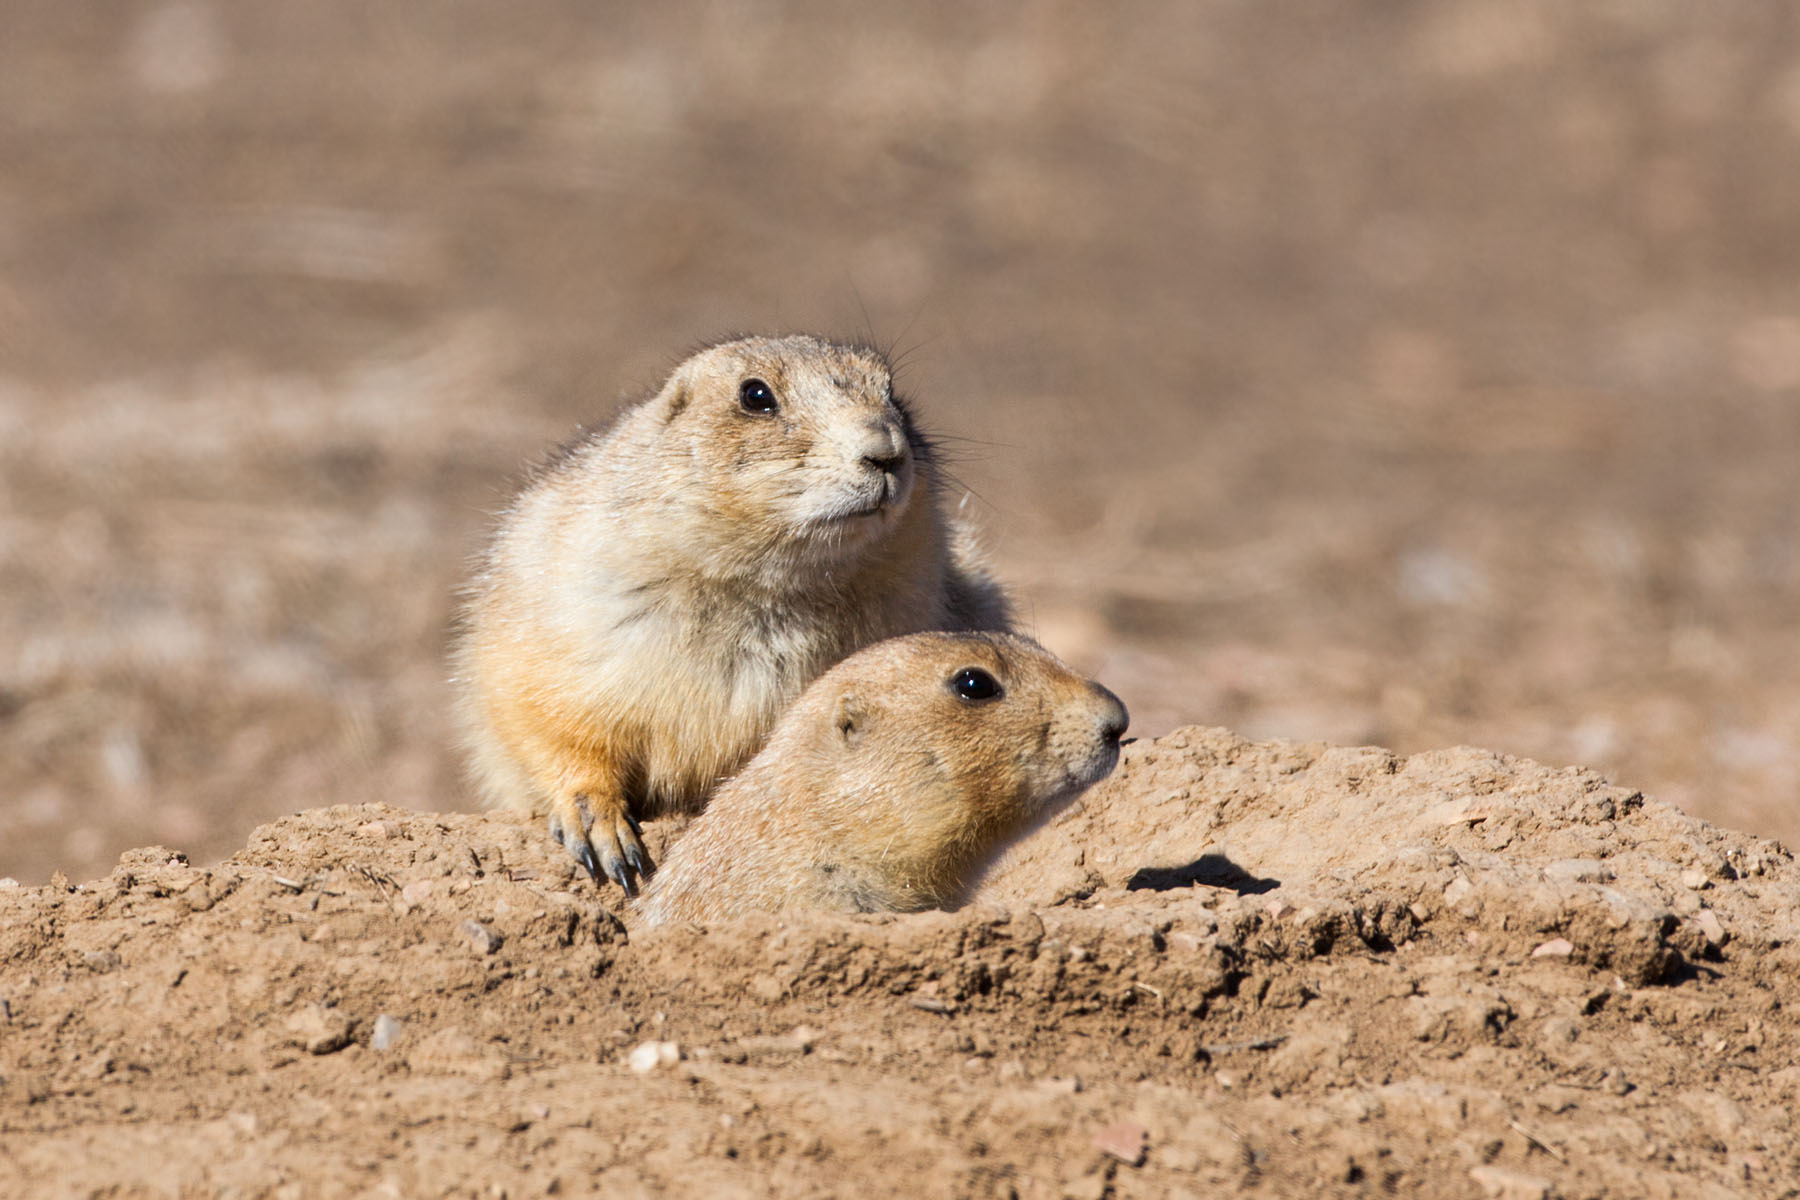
[863,448,906,473]
[1094,684,1129,743]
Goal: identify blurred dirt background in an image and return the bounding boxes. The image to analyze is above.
[4,2,1800,886]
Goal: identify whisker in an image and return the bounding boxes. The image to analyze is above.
[929,432,1016,454]
[935,468,999,514]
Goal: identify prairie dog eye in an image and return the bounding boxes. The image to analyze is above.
[739,378,779,415]
[948,667,1002,703]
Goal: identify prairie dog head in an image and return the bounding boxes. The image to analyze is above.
[638,335,922,567]
[782,631,1129,911]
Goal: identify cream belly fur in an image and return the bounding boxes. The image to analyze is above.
[635,631,1128,925]
[454,335,1010,892]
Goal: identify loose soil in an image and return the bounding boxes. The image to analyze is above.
[7,2,1800,891]
[4,727,1795,1197]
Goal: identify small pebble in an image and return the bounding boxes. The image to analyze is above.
[1165,930,1204,954]
[458,920,503,955]
[627,1041,682,1073]
[1530,938,1575,958]
[1093,1120,1148,1167]
[1680,869,1710,890]
[1543,859,1611,884]
[370,1014,405,1051]
[286,1005,352,1055]
[1694,909,1726,946]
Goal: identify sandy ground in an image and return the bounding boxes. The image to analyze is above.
[6,3,1800,888]
[4,727,1797,1197]
[5,2,1800,1195]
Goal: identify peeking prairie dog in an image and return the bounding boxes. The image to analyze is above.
[454,335,1010,892]
[634,632,1128,925]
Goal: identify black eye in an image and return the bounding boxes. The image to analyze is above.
[738,378,778,415]
[948,667,1002,703]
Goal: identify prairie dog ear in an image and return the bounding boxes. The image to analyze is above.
[654,366,693,422]
[833,692,871,748]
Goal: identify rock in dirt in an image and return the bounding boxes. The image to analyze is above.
[1693,908,1727,947]
[1093,1119,1148,1166]
[285,1005,352,1056]
[627,1041,681,1073]
[369,1014,404,1051]
[456,919,503,955]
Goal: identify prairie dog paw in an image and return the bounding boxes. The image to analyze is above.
[546,793,653,895]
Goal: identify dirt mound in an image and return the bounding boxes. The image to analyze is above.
[4,728,1797,1197]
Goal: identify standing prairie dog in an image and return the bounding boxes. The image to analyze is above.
[634,632,1128,925]
[455,335,1009,892]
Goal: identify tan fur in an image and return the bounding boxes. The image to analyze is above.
[634,632,1128,925]
[453,335,1010,888]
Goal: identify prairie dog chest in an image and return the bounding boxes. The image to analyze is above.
[561,569,836,694]
[627,593,850,792]
[682,592,854,716]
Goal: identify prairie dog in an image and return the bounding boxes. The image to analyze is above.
[454,336,1009,891]
[635,632,1128,924]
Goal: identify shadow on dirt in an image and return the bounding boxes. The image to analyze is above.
[1126,854,1280,895]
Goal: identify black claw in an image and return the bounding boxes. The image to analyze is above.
[597,845,636,897]
[572,840,601,881]
[624,811,643,837]
[547,816,568,847]
[623,837,655,880]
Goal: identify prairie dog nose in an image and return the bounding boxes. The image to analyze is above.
[858,422,909,473]
[1091,684,1129,744]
